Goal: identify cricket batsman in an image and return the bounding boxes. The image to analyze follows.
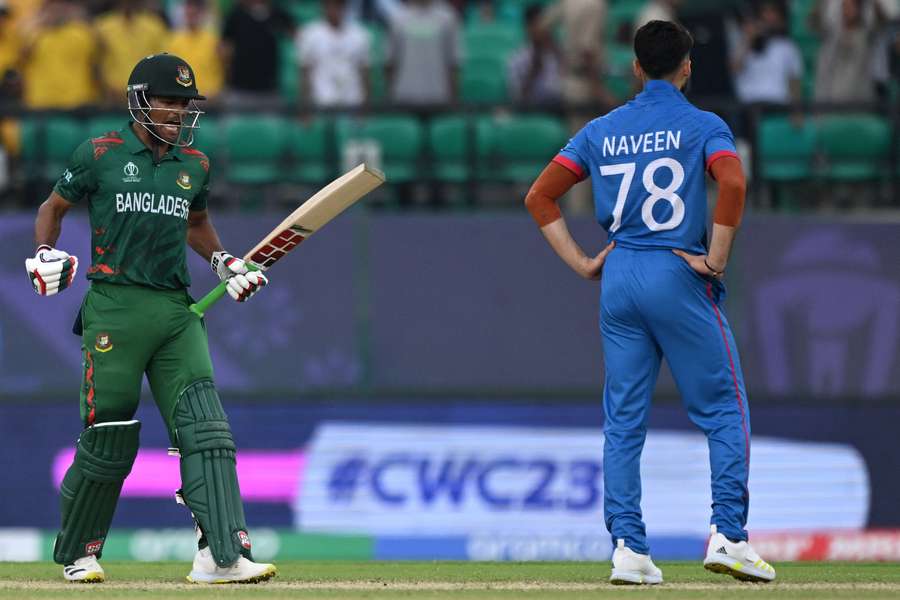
[525,21,776,584]
[25,53,276,584]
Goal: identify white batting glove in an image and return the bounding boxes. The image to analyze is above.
[211,251,268,303]
[25,245,79,296]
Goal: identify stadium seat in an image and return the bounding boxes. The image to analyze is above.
[464,23,521,62]
[757,115,817,181]
[461,57,508,104]
[427,115,494,182]
[334,115,423,183]
[606,43,638,102]
[279,39,299,104]
[222,115,289,184]
[817,114,891,180]
[31,117,85,181]
[606,0,643,40]
[86,115,126,139]
[287,117,332,183]
[190,115,220,161]
[489,114,568,182]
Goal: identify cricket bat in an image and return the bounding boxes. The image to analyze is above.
[189,163,385,317]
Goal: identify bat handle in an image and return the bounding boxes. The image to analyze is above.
[189,281,228,317]
[188,263,261,317]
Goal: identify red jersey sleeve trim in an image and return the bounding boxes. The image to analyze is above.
[552,154,587,181]
[706,150,740,173]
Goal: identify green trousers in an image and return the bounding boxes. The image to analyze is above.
[78,281,213,438]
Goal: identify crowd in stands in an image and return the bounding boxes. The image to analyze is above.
[0,0,897,111]
[0,0,897,209]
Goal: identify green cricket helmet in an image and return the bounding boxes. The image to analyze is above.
[127,53,205,147]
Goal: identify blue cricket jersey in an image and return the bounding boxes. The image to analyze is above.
[554,80,739,254]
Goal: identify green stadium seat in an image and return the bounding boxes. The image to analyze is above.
[86,115,126,139]
[464,23,521,62]
[287,117,332,183]
[222,115,289,184]
[279,39,299,104]
[490,114,567,182]
[606,1,643,39]
[461,71,507,103]
[190,115,220,161]
[817,114,891,180]
[757,115,817,181]
[287,1,320,24]
[428,115,494,182]
[41,117,86,181]
[335,115,423,183]
[606,43,637,101]
[790,0,818,39]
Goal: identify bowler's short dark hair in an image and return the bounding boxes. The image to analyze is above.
[634,20,694,79]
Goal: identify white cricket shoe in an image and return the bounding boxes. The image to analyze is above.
[186,546,276,584]
[703,524,776,582]
[609,539,663,585]
[63,555,104,583]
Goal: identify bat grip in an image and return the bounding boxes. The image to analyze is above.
[189,281,228,317]
[188,262,261,317]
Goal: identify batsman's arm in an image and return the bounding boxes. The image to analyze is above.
[525,162,614,280]
[34,192,74,248]
[186,209,224,262]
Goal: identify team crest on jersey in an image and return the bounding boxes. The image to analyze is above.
[176,65,193,87]
[176,171,192,190]
[95,333,113,353]
[123,161,141,183]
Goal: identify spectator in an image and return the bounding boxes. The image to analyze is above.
[0,1,19,86]
[95,0,169,103]
[813,0,886,102]
[221,0,294,107]
[731,1,803,105]
[296,0,370,108]
[167,0,224,99]
[540,0,612,214]
[507,4,562,106]
[386,0,461,106]
[634,0,682,30]
[20,0,99,108]
[540,0,614,110]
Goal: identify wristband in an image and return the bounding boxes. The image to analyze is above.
[704,258,725,277]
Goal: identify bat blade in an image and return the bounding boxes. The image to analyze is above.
[246,164,385,270]
[188,163,385,317]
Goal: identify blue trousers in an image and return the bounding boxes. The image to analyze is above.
[600,247,750,554]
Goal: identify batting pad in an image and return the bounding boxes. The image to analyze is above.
[174,380,252,567]
[53,420,141,564]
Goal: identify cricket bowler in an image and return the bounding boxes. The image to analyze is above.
[25,53,276,584]
[525,21,775,584]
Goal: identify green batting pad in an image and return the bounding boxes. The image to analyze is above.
[53,420,141,564]
[174,380,250,567]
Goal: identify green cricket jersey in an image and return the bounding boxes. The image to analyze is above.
[54,122,210,289]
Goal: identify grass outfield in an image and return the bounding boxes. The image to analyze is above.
[1,561,898,599]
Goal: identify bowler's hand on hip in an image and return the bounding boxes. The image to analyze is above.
[211,251,268,303]
[672,249,724,280]
[25,245,78,296]
[579,242,616,280]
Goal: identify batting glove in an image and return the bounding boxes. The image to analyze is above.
[211,251,268,303]
[25,245,78,296]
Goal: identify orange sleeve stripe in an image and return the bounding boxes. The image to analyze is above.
[706,150,740,178]
[525,161,580,227]
[552,154,587,181]
[710,156,746,228]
